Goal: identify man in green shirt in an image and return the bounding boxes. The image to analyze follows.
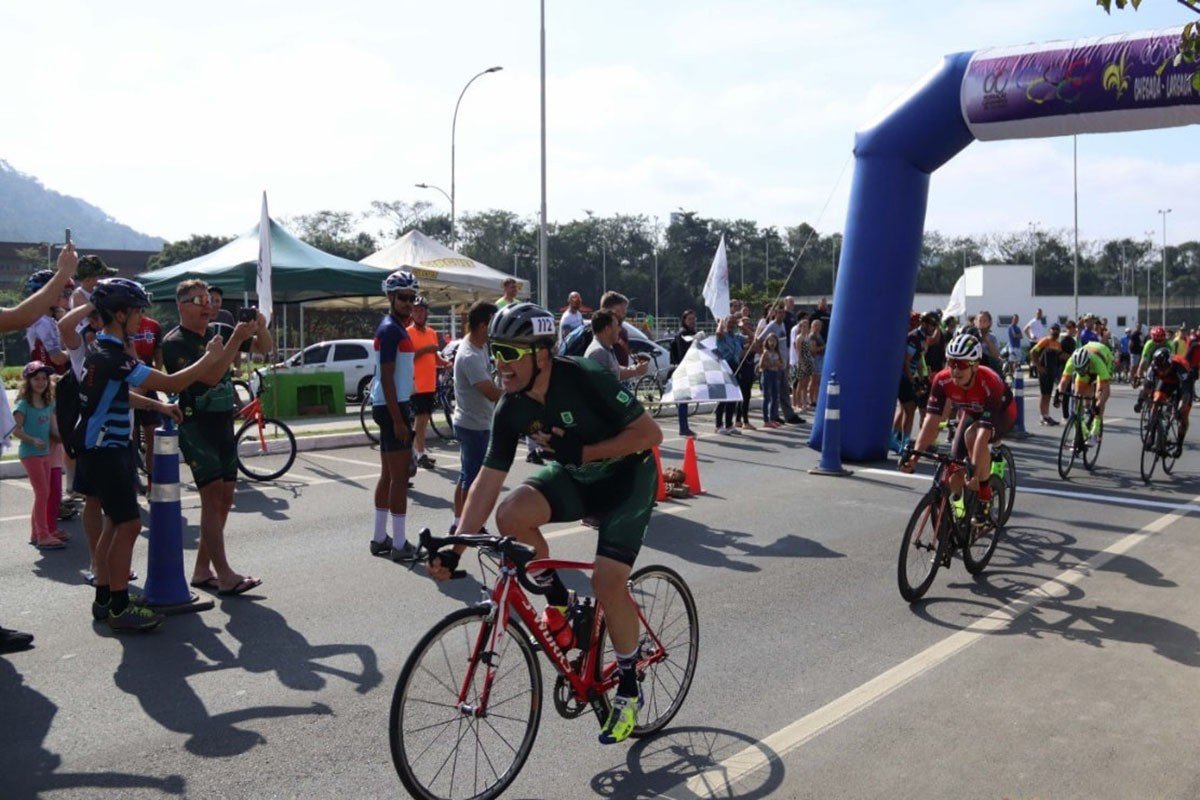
[495,277,519,308]
[427,302,663,745]
[162,279,274,596]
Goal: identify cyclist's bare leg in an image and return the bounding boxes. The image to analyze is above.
[375,448,411,515]
[592,556,638,655]
[494,484,552,557]
[413,413,430,455]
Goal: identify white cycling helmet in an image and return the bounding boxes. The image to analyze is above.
[382,270,419,295]
[946,333,982,362]
[1071,347,1093,372]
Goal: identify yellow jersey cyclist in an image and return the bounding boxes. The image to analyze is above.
[1055,341,1114,448]
[425,302,664,745]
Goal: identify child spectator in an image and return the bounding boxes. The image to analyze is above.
[757,333,786,428]
[13,362,64,550]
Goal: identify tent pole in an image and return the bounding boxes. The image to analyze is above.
[300,302,306,350]
[282,303,288,354]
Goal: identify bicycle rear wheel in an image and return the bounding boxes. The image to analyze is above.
[235,417,297,481]
[360,400,380,445]
[390,607,542,800]
[1082,415,1102,471]
[962,477,1004,576]
[1057,415,1080,479]
[898,491,947,602]
[595,565,699,738]
[430,392,456,441]
[634,375,664,418]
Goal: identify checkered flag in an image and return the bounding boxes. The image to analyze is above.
[661,335,743,404]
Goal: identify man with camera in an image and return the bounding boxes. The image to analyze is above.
[162,279,274,596]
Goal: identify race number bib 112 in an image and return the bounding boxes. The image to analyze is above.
[532,317,556,336]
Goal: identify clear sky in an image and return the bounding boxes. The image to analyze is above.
[4,0,1198,246]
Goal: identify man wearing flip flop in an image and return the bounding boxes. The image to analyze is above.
[163,279,273,597]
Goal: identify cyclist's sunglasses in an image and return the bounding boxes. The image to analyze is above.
[390,291,417,302]
[180,294,210,307]
[489,342,536,363]
[948,359,976,371]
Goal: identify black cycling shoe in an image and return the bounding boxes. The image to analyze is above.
[370,536,393,557]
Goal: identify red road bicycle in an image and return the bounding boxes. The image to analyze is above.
[233,367,297,481]
[389,529,699,800]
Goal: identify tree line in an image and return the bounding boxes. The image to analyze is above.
[143,201,1200,317]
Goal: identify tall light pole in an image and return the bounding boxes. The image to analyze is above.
[601,244,607,295]
[1072,135,1080,321]
[1158,208,1171,326]
[414,181,451,237]
[652,215,661,328]
[538,0,549,306]
[1028,221,1039,294]
[764,230,770,286]
[450,65,503,248]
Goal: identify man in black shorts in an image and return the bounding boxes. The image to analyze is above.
[427,302,663,745]
[163,279,272,596]
[79,279,224,631]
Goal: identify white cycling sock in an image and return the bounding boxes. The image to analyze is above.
[373,508,388,543]
[391,513,408,547]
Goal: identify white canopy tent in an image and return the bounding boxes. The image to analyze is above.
[308,231,528,309]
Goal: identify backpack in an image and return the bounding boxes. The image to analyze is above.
[559,323,593,357]
[55,368,85,459]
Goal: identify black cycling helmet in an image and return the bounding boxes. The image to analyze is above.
[921,310,940,325]
[1151,347,1173,372]
[960,324,983,340]
[488,302,557,346]
[23,269,55,297]
[92,278,151,313]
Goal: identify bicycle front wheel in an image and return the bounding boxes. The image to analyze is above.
[235,417,297,481]
[1139,401,1154,446]
[360,400,380,445]
[1162,412,1181,475]
[1140,410,1161,484]
[390,607,542,800]
[595,565,699,738]
[634,375,664,418]
[962,477,1004,576]
[1082,416,1102,471]
[1057,415,1079,480]
[994,444,1017,526]
[898,491,946,602]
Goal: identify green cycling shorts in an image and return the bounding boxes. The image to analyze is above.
[526,450,658,566]
[179,412,238,488]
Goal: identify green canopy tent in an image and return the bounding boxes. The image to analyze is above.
[138,217,387,351]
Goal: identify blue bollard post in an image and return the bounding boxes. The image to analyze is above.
[144,420,214,615]
[809,372,853,477]
[1010,375,1031,439]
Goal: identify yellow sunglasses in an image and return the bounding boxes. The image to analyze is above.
[489,342,536,363]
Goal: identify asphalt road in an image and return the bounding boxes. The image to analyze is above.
[2,382,1199,800]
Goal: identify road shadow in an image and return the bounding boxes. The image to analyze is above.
[229,482,294,521]
[0,658,186,800]
[643,512,844,573]
[111,611,344,757]
[589,726,783,799]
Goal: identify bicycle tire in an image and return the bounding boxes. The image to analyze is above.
[634,375,664,419]
[234,416,297,481]
[133,424,149,477]
[1057,414,1080,480]
[390,606,542,800]
[1082,415,1102,471]
[430,392,456,442]
[962,476,1004,576]
[232,379,253,410]
[360,400,380,445]
[1140,408,1161,483]
[898,491,946,603]
[1139,402,1154,447]
[1162,410,1180,475]
[994,444,1016,526]
[594,565,699,738]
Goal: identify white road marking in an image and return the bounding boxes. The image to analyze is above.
[662,491,1200,799]
[860,467,1200,514]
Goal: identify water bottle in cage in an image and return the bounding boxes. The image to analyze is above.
[568,596,595,653]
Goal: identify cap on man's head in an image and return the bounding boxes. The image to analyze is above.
[75,255,118,280]
[1050,323,1061,331]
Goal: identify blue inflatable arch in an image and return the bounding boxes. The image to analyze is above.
[810,28,1200,461]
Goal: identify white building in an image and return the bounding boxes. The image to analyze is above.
[913,264,1140,330]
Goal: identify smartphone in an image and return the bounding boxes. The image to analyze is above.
[237,306,258,323]
[65,228,72,245]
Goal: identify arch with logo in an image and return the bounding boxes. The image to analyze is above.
[809,28,1200,461]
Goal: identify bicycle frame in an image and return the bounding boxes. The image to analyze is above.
[462,555,667,722]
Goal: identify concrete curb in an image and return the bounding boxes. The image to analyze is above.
[0,430,374,481]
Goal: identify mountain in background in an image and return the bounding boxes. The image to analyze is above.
[0,159,164,250]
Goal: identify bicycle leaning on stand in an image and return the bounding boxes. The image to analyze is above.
[389,529,700,800]
[233,367,297,481]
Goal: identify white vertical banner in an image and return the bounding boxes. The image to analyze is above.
[702,233,731,320]
[256,191,273,325]
[943,274,966,319]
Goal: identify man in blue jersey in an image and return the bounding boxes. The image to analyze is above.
[369,271,422,563]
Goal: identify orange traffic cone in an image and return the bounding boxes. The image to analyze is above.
[682,436,703,495]
[652,445,668,502]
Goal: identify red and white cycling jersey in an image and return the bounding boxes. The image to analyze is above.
[925,364,1015,432]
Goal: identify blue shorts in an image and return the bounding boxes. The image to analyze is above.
[455,425,490,491]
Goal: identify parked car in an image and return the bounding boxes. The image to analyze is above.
[258,339,376,400]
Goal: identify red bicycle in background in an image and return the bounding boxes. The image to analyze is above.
[389,529,699,800]
[233,367,297,481]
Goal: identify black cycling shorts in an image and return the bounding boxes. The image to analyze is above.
[80,447,139,524]
[372,402,414,452]
[897,375,916,405]
[410,392,436,415]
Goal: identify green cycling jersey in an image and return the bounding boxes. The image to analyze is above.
[1062,341,1114,382]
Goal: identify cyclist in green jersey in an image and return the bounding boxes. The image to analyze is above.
[426,302,664,745]
[1055,341,1113,447]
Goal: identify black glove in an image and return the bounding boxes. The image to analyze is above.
[1052,390,1062,409]
[545,428,584,467]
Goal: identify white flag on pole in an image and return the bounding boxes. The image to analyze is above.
[943,274,966,319]
[256,191,273,325]
[702,233,731,320]
[660,335,742,404]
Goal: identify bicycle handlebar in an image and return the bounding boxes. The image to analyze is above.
[899,443,973,474]
[417,528,547,595]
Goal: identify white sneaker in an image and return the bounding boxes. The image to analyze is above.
[717,427,733,436]
[1086,435,1098,448]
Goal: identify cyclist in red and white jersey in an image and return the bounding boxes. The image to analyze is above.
[900,333,1016,525]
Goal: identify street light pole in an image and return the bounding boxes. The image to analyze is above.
[538,0,549,307]
[451,65,503,248]
[1158,208,1171,326]
[601,245,607,295]
[764,232,769,286]
[1028,221,1038,294]
[415,182,451,214]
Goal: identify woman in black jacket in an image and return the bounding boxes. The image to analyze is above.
[671,310,698,437]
